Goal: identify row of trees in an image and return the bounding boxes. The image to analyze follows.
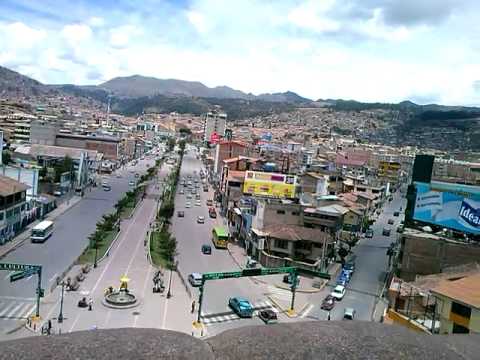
[151,140,186,269]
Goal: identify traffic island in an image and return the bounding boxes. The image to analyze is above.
[101,276,141,310]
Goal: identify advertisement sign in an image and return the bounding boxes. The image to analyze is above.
[413,181,480,235]
[243,171,297,198]
[210,132,220,144]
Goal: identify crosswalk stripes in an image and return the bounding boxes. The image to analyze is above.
[201,300,278,326]
[266,285,292,301]
[0,301,36,319]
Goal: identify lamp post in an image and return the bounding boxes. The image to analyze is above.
[166,269,173,299]
[93,242,98,268]
[58,281,65,323]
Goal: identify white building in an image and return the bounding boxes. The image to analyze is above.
[203,111,227,143]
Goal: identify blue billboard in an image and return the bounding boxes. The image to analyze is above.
[413,181,480,235]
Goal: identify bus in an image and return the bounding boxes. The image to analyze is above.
[31,220,54,243]
[212,226,229,249]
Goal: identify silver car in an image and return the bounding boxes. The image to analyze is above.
[188,272,202,287]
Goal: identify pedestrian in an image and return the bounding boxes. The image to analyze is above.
[88,297,93,311]
[327,312,331,321]
[191,300,196,313]
[47,319,52,335]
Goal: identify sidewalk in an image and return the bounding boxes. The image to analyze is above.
[0,195,83,259]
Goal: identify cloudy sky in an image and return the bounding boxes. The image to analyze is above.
[0,0,479,105]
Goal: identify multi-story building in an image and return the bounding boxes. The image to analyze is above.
[432,273,480,334]
[213,140,248,175]
[0,176,28,244]
[203,110,227,143]
[30,119,58,145]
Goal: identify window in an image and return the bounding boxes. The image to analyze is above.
[275,239,289,249]
[451,302,471,318]
[276,210,286,214]
[6,209,13,218]
[0,212,4,221]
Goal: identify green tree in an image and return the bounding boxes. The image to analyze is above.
[2,151,11,165]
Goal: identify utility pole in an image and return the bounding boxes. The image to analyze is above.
[58,282,65,323]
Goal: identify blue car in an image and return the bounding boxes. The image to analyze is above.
[228,297,254,318]
[336,276,348,287]
[340,270,351,280]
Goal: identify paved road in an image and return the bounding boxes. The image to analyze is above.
[0,158,153,332]
[172,148,277,336]
[308,191,406,321]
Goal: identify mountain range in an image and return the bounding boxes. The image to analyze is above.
[1,65,480,121]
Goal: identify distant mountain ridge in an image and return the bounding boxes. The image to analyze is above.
[99,74,311,103]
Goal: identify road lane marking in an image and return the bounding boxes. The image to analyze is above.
[0,296,36,301]
[133,264,153,328]
[300,304,314,318]
[0,302,16,317]
[4,271,15,280]
[49,273,58,283]
[5,303,24,318]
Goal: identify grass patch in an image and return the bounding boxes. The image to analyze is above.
[78,229,119,264]
[120,200,137,218]
[150,230,176,269]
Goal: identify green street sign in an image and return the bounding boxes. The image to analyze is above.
[202,267,297,281]
[0,263,39,272]
[10,268,38,282]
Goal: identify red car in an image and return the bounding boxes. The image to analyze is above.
[321,295,335,311]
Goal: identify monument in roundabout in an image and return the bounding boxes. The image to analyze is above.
[103,275,139,309]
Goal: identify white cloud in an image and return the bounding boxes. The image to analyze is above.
[89,17,105,28]
[186,10,209,34]
[0,1,479,106]
[287,0,340,33]
[61,24,92,44]
[109,25,141,49]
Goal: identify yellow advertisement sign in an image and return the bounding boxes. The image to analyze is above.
[243,171,297,198]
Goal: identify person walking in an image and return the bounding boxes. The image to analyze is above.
[47,319,52,335]
[327,312,331,321]
[88,298,93,311]
[191,300,196,314]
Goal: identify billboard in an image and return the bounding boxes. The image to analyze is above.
[243,171,297,199]
[413,181,480,235]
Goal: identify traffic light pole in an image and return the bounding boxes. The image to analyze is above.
[196,280,205,324]
[36,267,42,317]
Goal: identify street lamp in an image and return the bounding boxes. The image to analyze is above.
[93,242,98,268]
[58,281,65,323]
[166,269,173,299]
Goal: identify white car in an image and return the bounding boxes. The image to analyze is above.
[331,285,346,300]
[188,273,202,287]
[197,216,205,224]
[195,200,201,206]
[185,202,191,208]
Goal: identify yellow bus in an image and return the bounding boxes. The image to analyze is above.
[212,226,229,249]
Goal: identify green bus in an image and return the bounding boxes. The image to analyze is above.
[212,226,229,249]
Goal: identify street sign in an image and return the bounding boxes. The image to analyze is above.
[10,268,38,282]
[203,267,297,281]
[0,263,39,272]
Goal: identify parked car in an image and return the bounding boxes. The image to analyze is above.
[203,187,208,192]
[195,194,201,200]
[201,244,212,255]
[388,219,394,225]
[179,189,184,195]
[188,273,203,287]
[321,295,335,311]
[209,207,217,218]
[365,229,374,238]
[185,202,191,208]
[195,200,201,207]
[343,262,355,274]
[340,269,351,281]
[393,211,400,217]
[258,309,278,324]
[197,216,205,224]
[331,285,346,300]
[177,211,185,218]
[206,199,213,206]
[343,307,356,320]
[382,228,391,236]
[336,276,348,287]
[186,193,192,199]
[228,297,254,318]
